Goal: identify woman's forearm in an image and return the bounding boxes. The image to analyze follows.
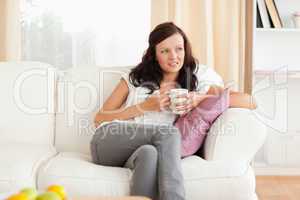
[229,92,257,109]
[94,101,155,127]
[94,104,143,126]
[206,86,257,109]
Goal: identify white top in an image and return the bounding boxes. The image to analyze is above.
[98,65,224,128]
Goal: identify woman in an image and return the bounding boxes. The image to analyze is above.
[91,22,256,200]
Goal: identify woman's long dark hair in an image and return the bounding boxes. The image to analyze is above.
[129,22,199,94]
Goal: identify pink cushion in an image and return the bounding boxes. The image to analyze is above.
[175,89,230,157]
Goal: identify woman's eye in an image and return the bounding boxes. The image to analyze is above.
[161,49,169,54]
[176,47,183,51]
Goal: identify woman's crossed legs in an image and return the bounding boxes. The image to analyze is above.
[91,121,185,200]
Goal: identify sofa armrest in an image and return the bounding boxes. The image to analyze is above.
[182,156,250,179]
[203,108,267,161]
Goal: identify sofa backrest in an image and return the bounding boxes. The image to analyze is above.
[55,66,131,154]
[0,62,55,145]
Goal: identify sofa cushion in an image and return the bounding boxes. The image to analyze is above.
[175,89,230,157]
[37,152,132,197]
[0,62,56,145]
[0,143,56,193]
[55,66,131,154]
[37,153,255,199]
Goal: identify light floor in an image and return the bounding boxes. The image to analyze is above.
[256,176,300,200]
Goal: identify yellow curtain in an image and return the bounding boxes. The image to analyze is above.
[151,0,253,93]
[0,0,21,61]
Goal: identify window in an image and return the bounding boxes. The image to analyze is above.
[21,0,151,69]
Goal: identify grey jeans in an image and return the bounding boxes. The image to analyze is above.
[90,121,185,200]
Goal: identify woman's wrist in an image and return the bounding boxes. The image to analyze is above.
[94,114,103,128]
[94,119,101,128]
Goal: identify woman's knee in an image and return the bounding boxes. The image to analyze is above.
[138,145,158,160]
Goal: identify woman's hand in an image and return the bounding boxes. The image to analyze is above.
[140,82,176,112]
[140,93,170,112]
[174,91,214,116]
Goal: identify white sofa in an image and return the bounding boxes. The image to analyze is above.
[0,62,267,200]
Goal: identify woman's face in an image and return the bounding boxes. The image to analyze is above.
[155,33,185,76]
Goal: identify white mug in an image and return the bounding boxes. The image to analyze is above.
[168,88,188,114]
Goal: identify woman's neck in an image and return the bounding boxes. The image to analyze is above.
[162,72,178,83]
